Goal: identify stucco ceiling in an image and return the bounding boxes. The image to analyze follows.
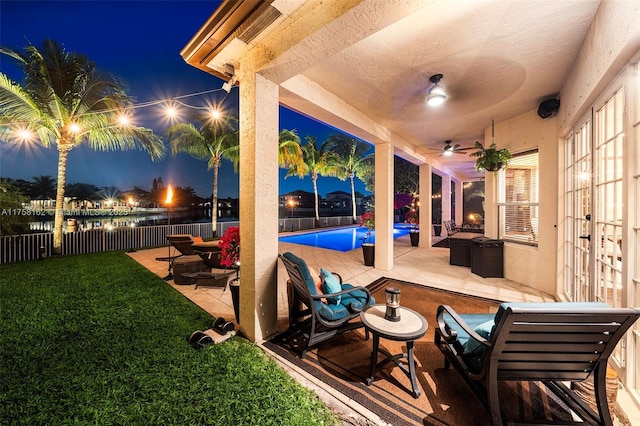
[183,0,602,180]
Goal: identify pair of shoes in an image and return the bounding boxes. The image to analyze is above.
[213,317,235,335]
[188,330,213,349]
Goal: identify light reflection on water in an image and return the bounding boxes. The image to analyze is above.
[278,224,412,252]
[27,210,236,233]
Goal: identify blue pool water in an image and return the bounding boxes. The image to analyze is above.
[278,225,412,252]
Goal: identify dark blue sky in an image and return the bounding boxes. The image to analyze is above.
[0,1,370,198]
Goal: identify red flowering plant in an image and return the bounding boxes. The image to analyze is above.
[219,227,240,268]
[405,209,419,230]
[359,211,375,244]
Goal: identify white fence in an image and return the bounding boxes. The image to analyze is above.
[1,216,357,263]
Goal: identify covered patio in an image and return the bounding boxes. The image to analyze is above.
[177,0,640,421]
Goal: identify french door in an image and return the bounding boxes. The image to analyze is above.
[564,80,629,375]
[564,114,593,302]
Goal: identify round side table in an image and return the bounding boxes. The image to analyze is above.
[360,304,428,398]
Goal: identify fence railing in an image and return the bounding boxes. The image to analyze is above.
[0,216,357,264]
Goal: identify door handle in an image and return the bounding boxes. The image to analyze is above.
[579,235,591,242]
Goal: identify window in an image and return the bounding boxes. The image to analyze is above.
[497,150,539,245]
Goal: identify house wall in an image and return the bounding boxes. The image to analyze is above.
[485,111,558,295]
[558,0,640,138]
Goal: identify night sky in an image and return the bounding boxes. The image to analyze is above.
[0,1,370,199]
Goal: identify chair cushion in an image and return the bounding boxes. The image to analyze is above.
[463,319,494,356]
[308,266,326,304]
[442,312,495,349]
[315,300,350,321]
[493,302,611,327]
[320,268,342,305]
[283,252,317,296]
[340,284,375,311]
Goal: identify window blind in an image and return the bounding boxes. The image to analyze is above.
[497,150,539,245]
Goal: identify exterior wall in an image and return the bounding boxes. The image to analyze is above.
[486,110,558,295]
[558,0,640,138]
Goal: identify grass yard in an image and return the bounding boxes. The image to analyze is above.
[0,251,338,425]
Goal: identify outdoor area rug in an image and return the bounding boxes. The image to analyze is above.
[265,277,576,426]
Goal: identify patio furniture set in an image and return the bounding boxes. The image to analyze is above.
[278,251,640,426]
[160,234,235,288]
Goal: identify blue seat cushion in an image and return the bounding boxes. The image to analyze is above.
[463,319,494,356]
[340,284,375,311]
[320,267,342,305]
[315,300,350,321]
[283,252,317,296]
[314,284,375,322]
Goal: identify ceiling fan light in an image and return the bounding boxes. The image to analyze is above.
[427,85,446,106]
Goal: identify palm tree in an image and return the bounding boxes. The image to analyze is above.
[166,116,238,235]
[278,129,304,169]
[285,136,339,224]
[29,175,56,208]
[0,40,165,253]
[323,133,374,221]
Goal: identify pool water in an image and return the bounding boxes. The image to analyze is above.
[278,225,412,252]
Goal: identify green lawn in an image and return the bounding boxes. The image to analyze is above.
[0,252,337,425]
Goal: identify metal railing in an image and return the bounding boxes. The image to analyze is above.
[0,216,357,263]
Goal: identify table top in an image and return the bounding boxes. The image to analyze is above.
[449,232,484,240]
[360,305,428,341]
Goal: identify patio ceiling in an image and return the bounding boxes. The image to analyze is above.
[182,0,601,181]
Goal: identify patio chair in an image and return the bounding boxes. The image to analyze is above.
[168,234,203,256]
[443,220,460,236]
[156,234,204,280]
[185,240,236,288]
[278,252,374,358]
[435,302,640,426]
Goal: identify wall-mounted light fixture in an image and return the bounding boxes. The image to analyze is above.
[222,63,237,93]
[426,74,446,106]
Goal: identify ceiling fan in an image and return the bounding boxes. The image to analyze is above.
[441,140,472,156]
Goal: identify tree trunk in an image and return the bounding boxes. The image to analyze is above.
[53,145,71,254]
[212,161,219,237]
[312,174,320,224]
[349,173,356,221]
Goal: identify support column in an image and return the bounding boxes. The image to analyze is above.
[419,164,432,246]
[238,71,279,342]
[374,142,394,270]
[442,175,452,222]
[453,177,464,224]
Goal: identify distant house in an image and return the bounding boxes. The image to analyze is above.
[324,190,351,209]
[279,190,315,209]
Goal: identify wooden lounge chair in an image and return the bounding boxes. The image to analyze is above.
[278,252,374,358]
[435,302,640,425]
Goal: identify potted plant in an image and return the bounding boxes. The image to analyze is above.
[219,227,241,322]
[405,209,419,246]
[432,212,442,237]
[469,141,511,172]
[360,211,375,266]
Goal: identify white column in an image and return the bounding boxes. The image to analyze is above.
[374,142,394,270]
[442,174,452,222]
[419,164,432,246]
[238,71,279,342]
[453,177,464,224]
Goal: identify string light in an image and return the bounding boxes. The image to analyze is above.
[0,86,236,133]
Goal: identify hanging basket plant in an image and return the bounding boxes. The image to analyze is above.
[469,141,511,172]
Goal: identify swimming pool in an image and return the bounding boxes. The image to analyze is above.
[278,225,412,252]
